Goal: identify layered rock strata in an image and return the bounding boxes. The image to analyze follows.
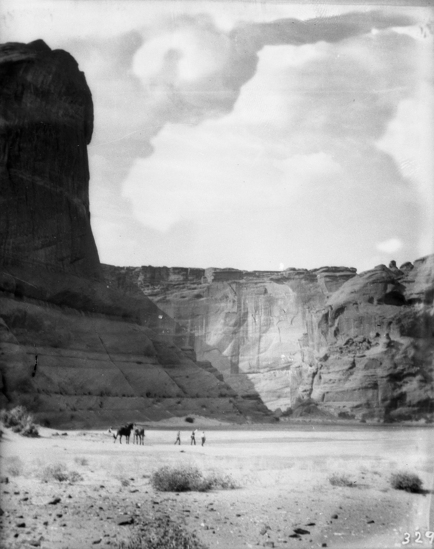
[103,259,434,422]
[0,41,270,427]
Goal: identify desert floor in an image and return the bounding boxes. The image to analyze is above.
[0,420,433,549]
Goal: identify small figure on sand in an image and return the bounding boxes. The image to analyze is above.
[191,429,197,445]
[175,431,181,445]
[201,431,206,446]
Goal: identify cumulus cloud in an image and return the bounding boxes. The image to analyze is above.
[376,238,403,254]
[122,113,343,232]
[117,15,426,270]
[125,10,416,143]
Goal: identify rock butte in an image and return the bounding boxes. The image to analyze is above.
[0,41,433,427]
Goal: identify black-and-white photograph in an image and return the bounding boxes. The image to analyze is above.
[0,1,433,548]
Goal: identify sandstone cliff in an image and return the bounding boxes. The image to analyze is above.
[102,259,434,422]
[0,40,100,279]
[0,41,271,427]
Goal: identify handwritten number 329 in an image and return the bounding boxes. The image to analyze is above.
[402,531,434,544]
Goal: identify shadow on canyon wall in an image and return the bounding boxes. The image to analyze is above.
[0,40,271,428]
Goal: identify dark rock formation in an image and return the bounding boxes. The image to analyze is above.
[0,41,271,427]
[0,40,100,278]
[103,259,434,422]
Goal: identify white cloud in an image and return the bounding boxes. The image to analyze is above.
[122,116,343,233]
[118,27,426,270]
[132,23,231,83]
[376,238,403,254]
[377,77,434,257]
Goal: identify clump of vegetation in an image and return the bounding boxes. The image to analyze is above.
[185,416,195,423]
[152,464,205,492]
[118,517,208,549]
[390,471,423,493]
[118,476,130,487]
[40,462,83,483]
[0,405,39,437]
[205,470,239,490]
[74,456,89,467]
[329,473,354,487]
[5,456,24,477]
[151,464,238,493]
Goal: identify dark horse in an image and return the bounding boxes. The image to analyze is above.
[133,427,145,445]
[111,423,134,444]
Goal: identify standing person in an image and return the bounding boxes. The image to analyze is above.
[201,431,206,446]
[175,431,181,445]
[191,429,196,445]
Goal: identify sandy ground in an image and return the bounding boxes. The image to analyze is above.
[0,421,433,549]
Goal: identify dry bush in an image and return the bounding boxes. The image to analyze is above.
[118,476,130,487]
[5,456,24,477]
[151,464,238,493]
[390,471,423,493]
[74,456,89,467]
[152,464,205,492]
[68,470,84,483]
[329,473,354,487]
[118,517,208,549]
[40,462,83,483]
[0,406,39,437]
[205,469,239,490]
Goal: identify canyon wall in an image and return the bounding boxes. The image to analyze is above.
[0,40,101,279]
[1,40,431,426]
[103,259,434,422]
[0,41,270,427]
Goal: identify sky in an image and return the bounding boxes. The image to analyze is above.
[1,1,433,272]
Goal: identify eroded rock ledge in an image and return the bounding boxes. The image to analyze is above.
[102,258,434,422]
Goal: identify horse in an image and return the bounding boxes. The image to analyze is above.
[110,423,134,444]
[133,427,145,445]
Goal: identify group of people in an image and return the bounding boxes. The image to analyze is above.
[175,429,206,446]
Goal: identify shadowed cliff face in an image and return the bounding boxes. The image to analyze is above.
[0,40,100,278]
[103,260,434,422]
[0,41,271,427]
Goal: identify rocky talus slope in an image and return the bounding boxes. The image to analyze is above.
[0,41,270,427]
[103,259,434,422]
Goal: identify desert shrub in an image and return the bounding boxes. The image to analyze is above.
[390,471,423,493]
[185,416,195,423]
[329,473,354,487]
[118,476,130,487]
[0,406,39,437]
[205,470,239,490]
[74,456,89,467]
[21,422,39,437]
[68,470,84,483]
[118,517,208,549]
[338,411,355,420]
[41,463,69,482]
[151,464,238,493]
[5,456,24,477]
[152,464,205,492]
[41,462,83,483]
